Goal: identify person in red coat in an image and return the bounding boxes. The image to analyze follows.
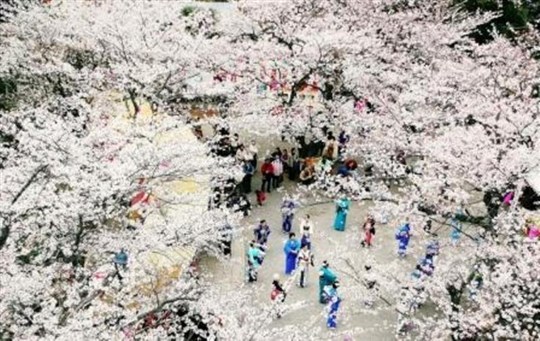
[260,158,274,193]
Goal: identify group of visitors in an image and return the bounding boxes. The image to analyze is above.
[245,192,346,328]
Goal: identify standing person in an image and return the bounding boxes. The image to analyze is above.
[297,244,313,288]
[361,215,376,247]
[289,148,300,180]
[323,136,338,161]
[396,223,412,257]
[325,281,342,329]
[247,241,265,282]
[218,223,233,257]
[271,273,287,302]
[235,144,249,162]
[281,196,298,233]
[241,161,255,194]
[271,155,284,188]
[319,261,337,303]
[254,220,271,248]
[271,274,287,318]
[333,197,351,231]
[248,140,258,169]
[300,214,314,249]
[281,149,291,175]
[261,158,274,193]
[283,233,300,275]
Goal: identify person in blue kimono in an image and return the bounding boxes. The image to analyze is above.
[319,261,338,303]
[254,220,271,249]
[283,233,300,275]
[326,281,342,329]
[333,197,350,231]
[396,223,411,257]
[281,196,298,233]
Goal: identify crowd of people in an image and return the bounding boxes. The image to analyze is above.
[198,122,539,333]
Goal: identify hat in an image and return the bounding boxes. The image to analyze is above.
[273,273,280,281]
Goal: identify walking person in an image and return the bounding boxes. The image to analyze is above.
[361,214,376,247]
[319,260,337,303]
[297,244,313,288]
[283,233,300,275]
[260,158,274,193]
[333,196,350,231]
[325,281,342,329]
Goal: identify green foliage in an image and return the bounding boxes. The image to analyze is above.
[65,48,105,71]
[181,5,197,17]
[456,0,540,43]
[0,76,18,111]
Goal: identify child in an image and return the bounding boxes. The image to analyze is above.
[256,189,266,206]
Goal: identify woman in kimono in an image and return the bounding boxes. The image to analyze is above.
[297,244,313,288]
[281,197,298,233]
[361,215,376,247]
[283,233,300,275]
[300,214,314,250]
[319,261,337,303]
[396,223,411,257]
[247,241,265,282]
[333,197,350,231]
[326,281,341,329]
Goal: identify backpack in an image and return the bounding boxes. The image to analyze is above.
[370,227,376,235]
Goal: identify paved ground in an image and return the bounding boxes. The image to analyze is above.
[198,180,473,340]
[198,137,483,340]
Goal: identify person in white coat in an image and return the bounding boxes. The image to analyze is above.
[297,244,314,288]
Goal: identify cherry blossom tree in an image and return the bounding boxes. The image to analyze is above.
[215,0,540,338]
[1,0,539,339]
[0,1,247,339]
